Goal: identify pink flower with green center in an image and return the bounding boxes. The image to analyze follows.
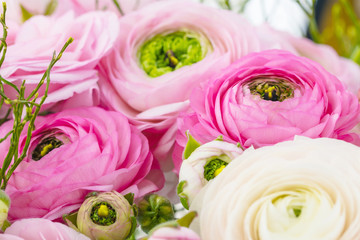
[0,107,164,221]
[173,50,360,172]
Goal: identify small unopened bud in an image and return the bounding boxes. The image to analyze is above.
[137,194,175,233]
[76,191,136,240]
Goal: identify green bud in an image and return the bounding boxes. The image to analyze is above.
[76,191,136,240]
[137,194,175,233]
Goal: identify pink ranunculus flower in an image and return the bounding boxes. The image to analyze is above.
[173,49,360,172]
[98,0,260,167]
[149,226,201,240]
[0,10,119,114]
[256,24,360,96]
[4,218,90,240]
[0,107,164,221]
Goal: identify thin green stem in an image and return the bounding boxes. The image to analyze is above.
[112,0,124,16]
[0,130,12,143]
[2,38,73,189]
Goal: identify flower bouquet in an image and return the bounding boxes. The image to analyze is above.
[0,0,360,239]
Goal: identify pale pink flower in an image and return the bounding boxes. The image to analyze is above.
[0,10,119,113]
[173,50,360,172]
[4,218,89,240]
[0,107,164,221]
[98,0,260,166]
[149,226,200,240]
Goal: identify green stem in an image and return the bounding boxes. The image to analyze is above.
[112,0,124,16]
[0,130,13,143]
[1,38,73,189]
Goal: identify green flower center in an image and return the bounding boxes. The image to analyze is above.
[90,202,117,226]
[31,136,63,161]
[203,159,228,181]
[247,78,296,102]
[138,30,210,78]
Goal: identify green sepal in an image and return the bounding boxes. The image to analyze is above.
[124,192,134,206]
[1,219,10,232]
[44,0,58,16]
[20,4,33,22]
[62,211,79,231]
[85,191,98,199]
[177,180,189,210]
[125,216,137,240]
[176,211,197,228]
[214,135,223,141]
[183,131,201,160]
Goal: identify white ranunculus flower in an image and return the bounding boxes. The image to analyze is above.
[190,136,360,240]
[177,138,242,209]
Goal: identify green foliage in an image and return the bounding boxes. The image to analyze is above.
[0,2,72,190]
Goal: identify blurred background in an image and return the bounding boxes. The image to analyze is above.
[191,0,360,61]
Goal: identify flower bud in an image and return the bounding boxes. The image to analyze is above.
[178,135,243,209]
[137,194,175,233]
[76,191,136,240]
[0,190,10,230]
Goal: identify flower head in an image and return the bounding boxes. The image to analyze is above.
[76,191,136,240]
[177,134,242,209]
[0,107,163,220]
[191,136,360,239]
[174,49,360,171]
[98,0,259,164]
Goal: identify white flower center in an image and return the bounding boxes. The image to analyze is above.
[250,186,345,240]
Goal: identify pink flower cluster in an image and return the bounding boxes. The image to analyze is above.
[0,0,359,237]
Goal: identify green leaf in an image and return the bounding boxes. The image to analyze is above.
[124,192,134,206]
[62,211,79,231]
[1,219,10,232]
[183,131,201,160]
[44,0,58,16]
[125,216,138,240]
[176,211,197,228]
[177,181,189,210]
[20,4,33,22]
